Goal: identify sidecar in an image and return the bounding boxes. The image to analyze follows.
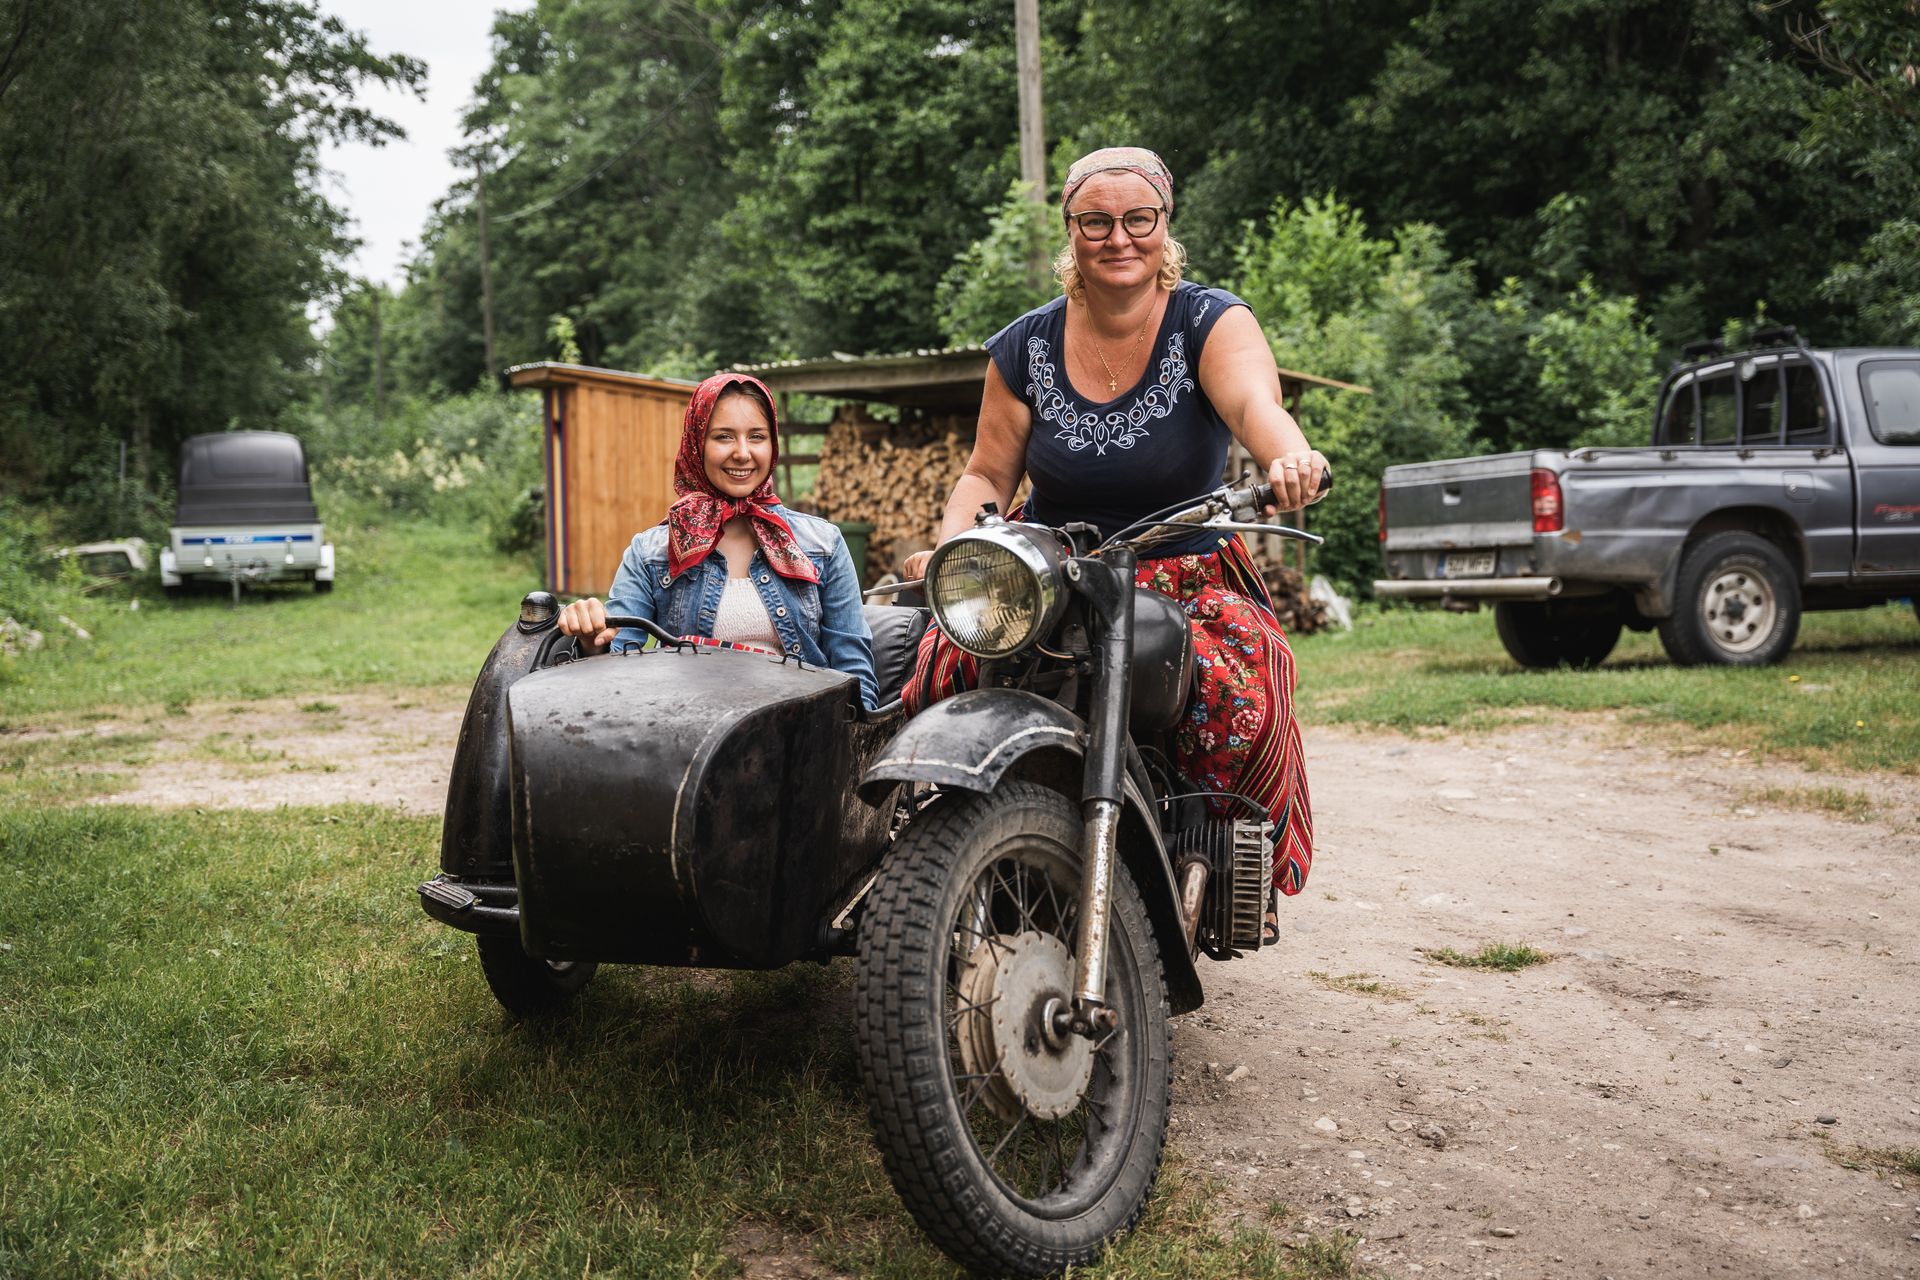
[418,592,929,1012]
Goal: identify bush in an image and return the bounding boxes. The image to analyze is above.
[0,498,87,654]
[1229,198,1479,592]
[293,390,544,555]
[936,181,1060,346]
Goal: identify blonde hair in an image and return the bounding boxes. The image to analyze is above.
[1053,235,1187,302]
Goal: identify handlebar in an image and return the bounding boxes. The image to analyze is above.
[600,614,688,648]
[1101,464,1333,552]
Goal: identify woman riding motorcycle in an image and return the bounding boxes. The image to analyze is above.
[901,146,1329,935]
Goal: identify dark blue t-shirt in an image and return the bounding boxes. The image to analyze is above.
[986,281,1250,557]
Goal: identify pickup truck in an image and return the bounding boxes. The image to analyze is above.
[1374,328,1920,667]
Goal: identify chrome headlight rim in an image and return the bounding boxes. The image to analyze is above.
[925,522,1068,660]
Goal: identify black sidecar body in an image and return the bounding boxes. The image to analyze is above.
[420,597,925,972]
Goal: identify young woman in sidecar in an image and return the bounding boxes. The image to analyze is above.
[555,371,878,709]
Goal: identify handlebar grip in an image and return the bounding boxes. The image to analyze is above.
[1249,466,1333,513]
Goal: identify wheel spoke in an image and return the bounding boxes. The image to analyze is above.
[988,1111,1028,1166]
[960,1052,1006,1115]
[947,993,998,1030]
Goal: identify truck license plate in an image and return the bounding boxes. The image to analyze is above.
[1443,551,1496,578]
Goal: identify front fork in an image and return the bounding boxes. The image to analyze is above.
[1064,548,1136,1038]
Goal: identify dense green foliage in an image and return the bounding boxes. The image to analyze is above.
[0,0,419,530]
[4,0,1917,588]
[346,0,1919,401]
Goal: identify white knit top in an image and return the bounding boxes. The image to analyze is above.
[711,576,780,648]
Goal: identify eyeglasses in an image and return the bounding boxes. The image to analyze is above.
[1067,205,1164,242]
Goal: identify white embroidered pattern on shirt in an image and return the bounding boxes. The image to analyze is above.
[1025,330,1194,456]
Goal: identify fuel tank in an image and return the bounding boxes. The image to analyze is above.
[506,646,896,967]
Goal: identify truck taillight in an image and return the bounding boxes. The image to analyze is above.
[1531,468,1564,534]
[1377,481,1388,544]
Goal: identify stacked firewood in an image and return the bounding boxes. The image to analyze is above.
[808,407,976,579]
[1255,560,1328,635]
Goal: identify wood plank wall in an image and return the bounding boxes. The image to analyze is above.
[555,382,690,597]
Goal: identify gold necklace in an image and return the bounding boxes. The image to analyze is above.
[1092,303,1154,395]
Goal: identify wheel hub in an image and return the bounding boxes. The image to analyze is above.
[1703,569,1775,654]
[954,930,1095,1122]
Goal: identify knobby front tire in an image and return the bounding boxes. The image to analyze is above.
[854,781,1172,1278]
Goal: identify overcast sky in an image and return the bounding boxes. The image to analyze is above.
[316,1,502,290]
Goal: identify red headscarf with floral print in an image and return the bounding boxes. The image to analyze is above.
[666,372,819,583]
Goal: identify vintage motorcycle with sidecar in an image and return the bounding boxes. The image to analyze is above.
[417,470,1326,1277]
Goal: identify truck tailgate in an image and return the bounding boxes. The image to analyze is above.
[1381,453,1537,550]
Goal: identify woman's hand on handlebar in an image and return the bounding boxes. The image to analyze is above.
[901,549,933,582]
[557,597,618,653]
[1264,450,1330,514]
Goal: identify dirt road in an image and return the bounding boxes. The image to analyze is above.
[1184,722,1920,1278]
[76,696,1920,1276]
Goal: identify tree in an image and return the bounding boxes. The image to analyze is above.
[935,181,1058,345]
[0,0,420,519]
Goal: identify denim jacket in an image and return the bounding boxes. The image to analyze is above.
[603,505,878,710]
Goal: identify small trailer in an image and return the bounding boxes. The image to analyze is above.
[159,431,335,598]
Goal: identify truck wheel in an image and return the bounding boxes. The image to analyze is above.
[1658,532,1801,667]
[1493,601,1621,669]
[475,935,597,1017]
[314,578,333,594]
[855,781,1171,1277]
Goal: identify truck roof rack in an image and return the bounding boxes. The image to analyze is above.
[1680,337,1725,360]
[1747,323,1808,351]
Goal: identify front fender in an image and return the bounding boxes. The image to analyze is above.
[859,689,1083,801]
[866,690,1204,1014]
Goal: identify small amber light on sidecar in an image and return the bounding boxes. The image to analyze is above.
[518,590,560,631]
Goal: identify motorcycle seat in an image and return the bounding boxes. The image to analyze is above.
[865,604,931,707]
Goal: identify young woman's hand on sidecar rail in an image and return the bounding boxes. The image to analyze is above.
[557,597,619,654]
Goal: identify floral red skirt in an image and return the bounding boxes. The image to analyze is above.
[902,537,1314,894]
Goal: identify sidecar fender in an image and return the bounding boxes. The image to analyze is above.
[862,690,1203,1014]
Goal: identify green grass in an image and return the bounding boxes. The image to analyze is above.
[0,802,1361,1278]
[1306,970,1409,1001]
[0,517,539,721]
[1824,1144,1920,1177]
[1293,601,1920,774]
[1425,942,1552,971]
[1743,784,1879,822]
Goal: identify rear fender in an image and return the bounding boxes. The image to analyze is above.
[863,690,1204,1014]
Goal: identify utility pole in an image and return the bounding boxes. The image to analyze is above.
[475,152,499,385]
[371,286,386,425]
[1014,0,1047,280]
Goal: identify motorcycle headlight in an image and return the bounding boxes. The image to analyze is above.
[925,523,1068,660]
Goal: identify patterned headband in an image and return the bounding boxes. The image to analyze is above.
[1060,147,1174,222]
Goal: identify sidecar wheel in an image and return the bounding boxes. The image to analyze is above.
[475,935,597,1017]
[855,781,1171,1278]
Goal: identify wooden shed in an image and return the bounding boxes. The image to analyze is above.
[506,362,698,597]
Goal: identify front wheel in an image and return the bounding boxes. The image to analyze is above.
[475,935,597,1017]
[1658,532,1800,667]
[855,782,1171,1278]
[1494,600,1622,669]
